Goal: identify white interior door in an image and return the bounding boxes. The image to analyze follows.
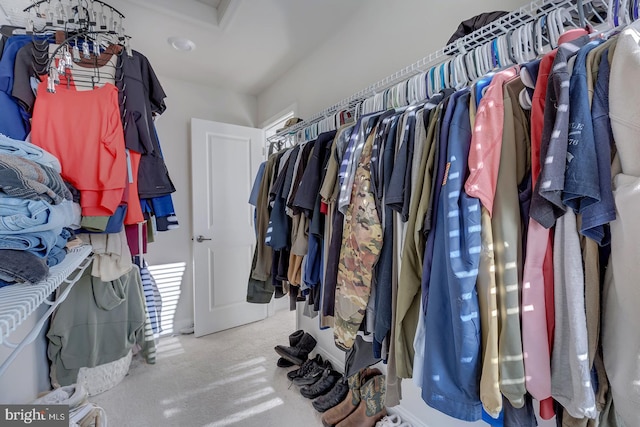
[191,118,267,337]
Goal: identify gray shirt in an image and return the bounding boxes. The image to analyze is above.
[530,36,589,228]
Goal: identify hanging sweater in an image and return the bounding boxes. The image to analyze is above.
[48,264,152,387]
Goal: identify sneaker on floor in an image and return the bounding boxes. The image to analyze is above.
[287,354,322,381]
[293,360,332,386]
[375,414,404,427]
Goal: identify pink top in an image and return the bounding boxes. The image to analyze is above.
[465,66,519,215]
[520,29,587,420]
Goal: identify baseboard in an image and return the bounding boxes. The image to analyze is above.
[168,318,194,336]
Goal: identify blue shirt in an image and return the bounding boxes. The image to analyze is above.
[563,40,604,211]
[0,36,49,139]
[422,90,483,421]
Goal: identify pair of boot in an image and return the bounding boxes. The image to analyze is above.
[321,367,387,427]
[312,375,349,412]
[287,354,349,410]
[275,329,317,367]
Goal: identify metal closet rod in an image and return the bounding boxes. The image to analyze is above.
[268,0,599,143]
[23,0,126,19]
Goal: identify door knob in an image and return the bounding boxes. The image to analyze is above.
[196,235,212,242]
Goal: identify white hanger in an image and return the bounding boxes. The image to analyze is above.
[547,10,558,48]
[482,43,492,73]
[473,46,483,78]
[502,34,513,64]
[455,54,468,89]
[619,0,631,25]
[399,81,408,106]
[536,15,547,54]
[514,26,525,64]
[466,51,478,81]
[434,64,443,93]
[482,42,493,74]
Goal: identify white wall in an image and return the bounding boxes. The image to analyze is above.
[263,0,558,426]
[258,0,531,124]
[0,76,257,404]
[148,76,258,333]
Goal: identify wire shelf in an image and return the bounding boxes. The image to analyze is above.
[0,245,92,346]
[268,0,605,143]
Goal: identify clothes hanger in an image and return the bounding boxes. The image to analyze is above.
[435,64,443,93]
[462,51,475,82]
[400,80,408,106]
[548,9,560,48]
[440,62,449,89]
[498,37,508,66]
[446,60,455,91]
[428,66,436,97]
[522,22,534,62]
[500,34,512,65]
[417,72,425,101]
[426,67,434,98]
[619,0,631,25]
[410,74,418,102]
[455,54,468,89]
[483,42,494,74]
[483,42,493,72]
[491,39,499,68]
[473,45,483,78]
[534,15,547,53]
[388,86,395,109]
[517,25,528,64]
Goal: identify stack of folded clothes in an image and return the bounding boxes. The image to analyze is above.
[0,134,80,287]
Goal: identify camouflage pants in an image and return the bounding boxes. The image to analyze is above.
[334,132,383,350]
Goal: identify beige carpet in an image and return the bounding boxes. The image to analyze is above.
[92,309,326,427]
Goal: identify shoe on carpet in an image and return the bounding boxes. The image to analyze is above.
[312,376,349,413]
[321,367,382,426]
[275,332,317,366]
[300,368,342,399]
[276,329,304,368]
[375,414,406,426]
[287,354,323,381]
[293,360,333,387]
[335,373,387,427]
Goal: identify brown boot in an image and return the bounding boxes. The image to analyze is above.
[336,373,386,427]
[321,367,382,427]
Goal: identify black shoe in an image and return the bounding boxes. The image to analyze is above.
[276,330,304,368]
[300,368,341,399]
[293,360,332,387]
[275,332,317,366]
[277,358,294,368]
[312,376,349,412]
[287,354,322,381]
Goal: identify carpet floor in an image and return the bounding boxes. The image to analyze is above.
[91,309,326,427]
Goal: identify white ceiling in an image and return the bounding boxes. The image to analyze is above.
[1,0,366,95]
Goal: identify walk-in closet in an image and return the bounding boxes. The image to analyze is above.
[1,0,639,426]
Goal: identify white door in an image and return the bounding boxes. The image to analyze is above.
[191,118,267,337]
